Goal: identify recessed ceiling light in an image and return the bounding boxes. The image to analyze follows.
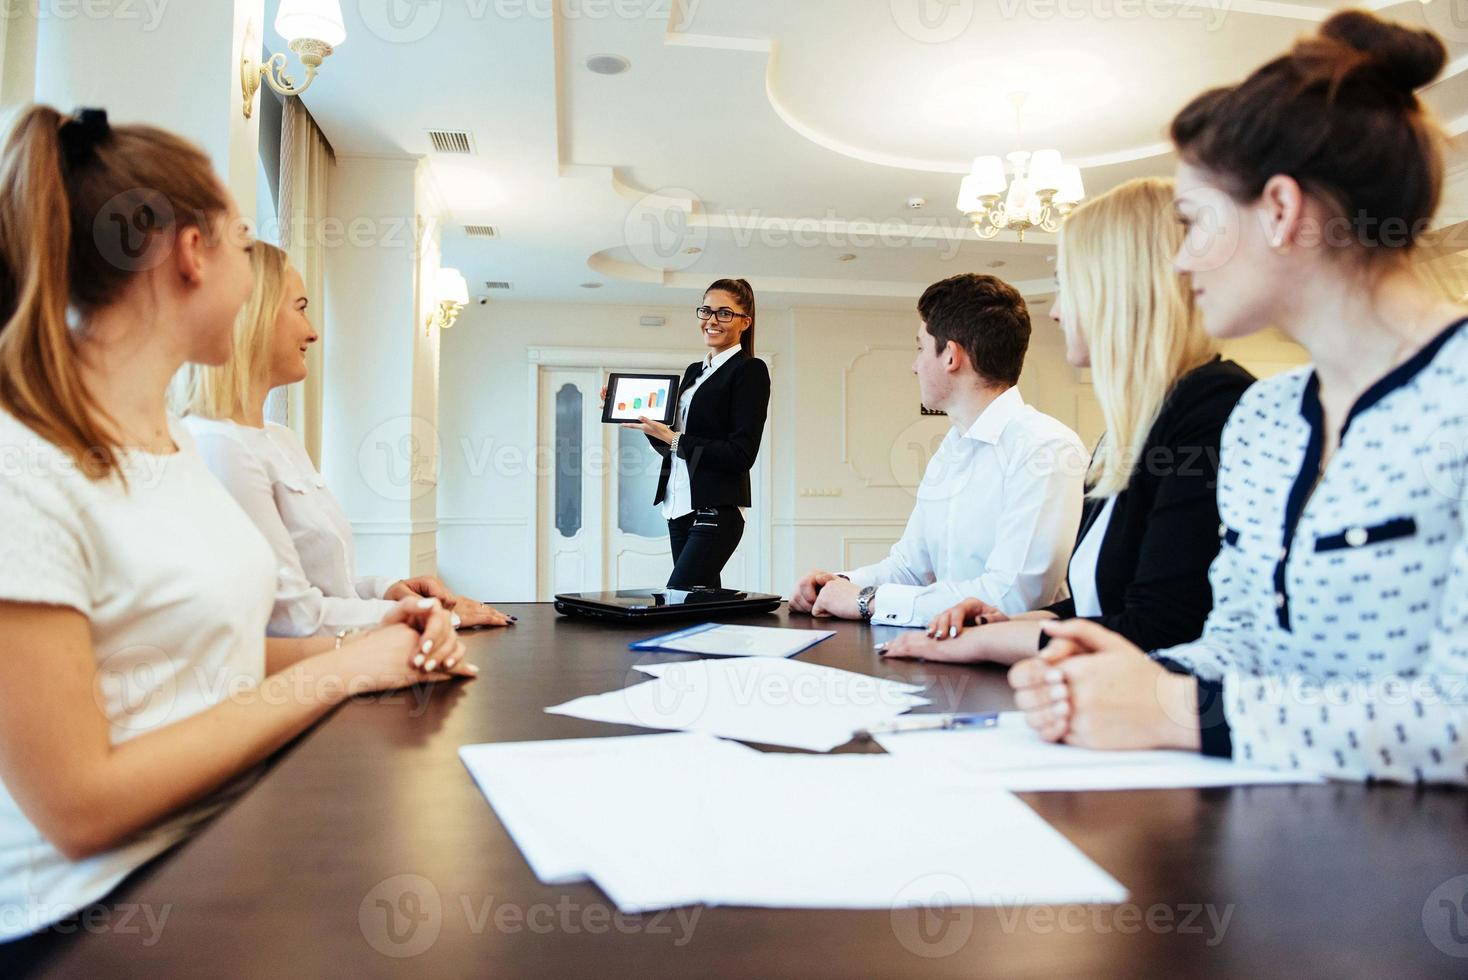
[684,246,702,255]
[837,253,857,262]
[586,54,630,75]
[580,282,603,289]
[988,260,1006,269]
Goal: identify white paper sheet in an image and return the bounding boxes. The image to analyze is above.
[457,733,755,884]
[633,624,837,658]
[461,736,1128,913]
[545,657,930,752]
[587,753,1127,913]
[875,712,1324,790]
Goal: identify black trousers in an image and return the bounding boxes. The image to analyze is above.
[667,506,745,590]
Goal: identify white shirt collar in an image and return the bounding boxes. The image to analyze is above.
[704,345,742,373]
[961,386,1025,445]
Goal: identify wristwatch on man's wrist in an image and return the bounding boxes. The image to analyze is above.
[856,586,878,622]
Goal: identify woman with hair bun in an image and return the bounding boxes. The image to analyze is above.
[1008,10,1468,785]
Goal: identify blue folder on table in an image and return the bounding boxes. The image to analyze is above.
[629,623,837,658]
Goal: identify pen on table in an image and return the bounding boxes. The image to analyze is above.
[855,712,1001,740]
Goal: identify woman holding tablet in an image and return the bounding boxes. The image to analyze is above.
[621,279,771,590]
[177,242,514,637]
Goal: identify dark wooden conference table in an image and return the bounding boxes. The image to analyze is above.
[12,604,1468,978]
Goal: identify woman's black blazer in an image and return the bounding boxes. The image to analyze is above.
[1042,358,1256,652]
[649,351,771,509]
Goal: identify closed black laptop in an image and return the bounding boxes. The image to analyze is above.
[554,587,783,622]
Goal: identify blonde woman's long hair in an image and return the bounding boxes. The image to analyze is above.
[173,241,290,420]
[1057,176,1217,498]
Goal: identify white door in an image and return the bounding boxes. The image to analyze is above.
[606,421,676,589]
[536,359,768,599]
[537,369,604,598]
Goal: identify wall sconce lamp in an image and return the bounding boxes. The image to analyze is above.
[242,0,347,119]
[426,268,470,332]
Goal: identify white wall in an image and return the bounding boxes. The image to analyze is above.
[322,154,434,582]
[32,0,263,211]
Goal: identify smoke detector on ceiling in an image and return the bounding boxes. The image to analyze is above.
[586,54,631,75]
[907,197,927,210]
[426,129,476,155]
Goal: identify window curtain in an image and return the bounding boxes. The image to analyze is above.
[269,95,335,467]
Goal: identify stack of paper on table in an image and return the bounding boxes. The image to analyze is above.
[458,733,759,885]
[876,712,1324,791]
[459,733,1128,912]
[545,657,930,752]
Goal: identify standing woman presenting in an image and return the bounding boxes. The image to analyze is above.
[622,279,771,590]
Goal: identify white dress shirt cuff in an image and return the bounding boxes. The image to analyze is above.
[870,584,922,628]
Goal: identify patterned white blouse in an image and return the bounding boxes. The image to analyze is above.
[1155,319,1468,784]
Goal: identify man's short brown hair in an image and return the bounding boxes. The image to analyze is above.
[917,273,1031,387]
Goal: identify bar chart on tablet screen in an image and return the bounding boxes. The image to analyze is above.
[610,378,673,420]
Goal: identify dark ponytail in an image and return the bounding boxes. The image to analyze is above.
[706,277,756,358]
[0,105,227,479]
[1170,10,1446,260]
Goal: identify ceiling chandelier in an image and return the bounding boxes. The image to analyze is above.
[956,149,1085,241]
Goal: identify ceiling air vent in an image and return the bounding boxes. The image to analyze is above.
[464,225,498,238]
[484,281,512,290]
[426,129,476,155]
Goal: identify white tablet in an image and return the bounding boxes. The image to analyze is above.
[602,373,683,426]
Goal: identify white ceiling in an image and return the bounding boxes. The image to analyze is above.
[268,0,1468,311]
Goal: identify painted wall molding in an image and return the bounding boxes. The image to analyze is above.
[352,520,440,536]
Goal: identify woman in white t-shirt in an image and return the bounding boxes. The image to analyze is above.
[0,106,473,944]
[174,242,513,637]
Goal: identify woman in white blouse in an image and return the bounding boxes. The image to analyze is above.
[0,107,471,943]
[1008,10,1468,785]
[175,242,513,637]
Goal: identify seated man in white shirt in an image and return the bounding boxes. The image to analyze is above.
[791,273,1087,628]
